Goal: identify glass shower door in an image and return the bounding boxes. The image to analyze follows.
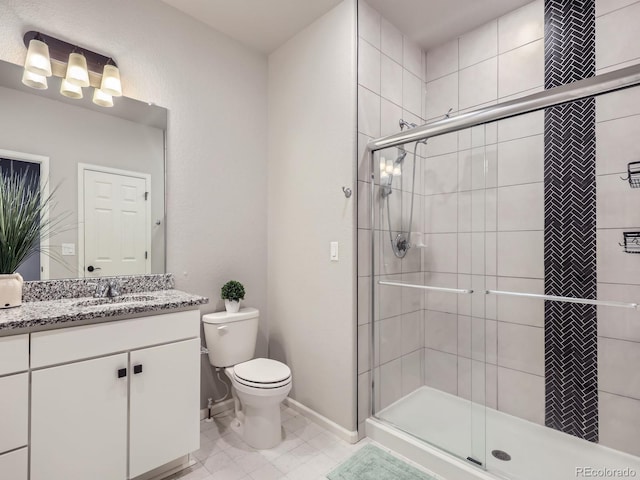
[482,89,640,480]
[372,124,489,468]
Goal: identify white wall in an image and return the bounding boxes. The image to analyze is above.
[268,0,358,431]
[0,0,268,407]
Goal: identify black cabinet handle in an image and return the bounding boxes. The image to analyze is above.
[87,265,102,272]
[133,364,143,375]
[117,368,127,378]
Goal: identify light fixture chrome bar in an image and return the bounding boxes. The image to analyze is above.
[378,281,473,294]
[485,290,638,309]
[367,63,640,152]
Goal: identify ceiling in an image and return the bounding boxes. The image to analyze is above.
[366,0,533,50]
[162,0,534,54]
[161,0,344,54]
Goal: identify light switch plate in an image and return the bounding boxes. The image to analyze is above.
[330,241,339,261]
[61,243,75,256]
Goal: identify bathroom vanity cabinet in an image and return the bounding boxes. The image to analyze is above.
[0,309,201,480]
[0,334,29,480]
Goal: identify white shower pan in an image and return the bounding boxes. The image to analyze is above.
[367,386,640,480]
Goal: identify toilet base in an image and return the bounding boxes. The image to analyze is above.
[228,381,291,450]
[239,403,283,450]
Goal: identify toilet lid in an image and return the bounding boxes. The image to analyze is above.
[234,358,291,385]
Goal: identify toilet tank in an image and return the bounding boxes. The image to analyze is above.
[202,308,259,367]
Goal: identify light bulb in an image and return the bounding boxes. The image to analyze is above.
[66,53,90,87]
[21,69,48,89]
[24,39,52,77]
[92,88,113,107]
[99,64,122,97]
[393,167,402,176]
[60,78,83,99]
[385,164,394,174]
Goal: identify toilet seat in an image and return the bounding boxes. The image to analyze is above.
[229,358,291,389]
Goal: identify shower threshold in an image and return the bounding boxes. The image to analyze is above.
[368,386,640,480]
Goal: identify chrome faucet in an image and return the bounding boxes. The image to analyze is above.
[88,279,121,298]
[107,279,121,298]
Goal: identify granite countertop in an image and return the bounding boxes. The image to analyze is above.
[0,289,209,334]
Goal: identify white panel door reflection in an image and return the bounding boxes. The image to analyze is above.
[82,167,150,277]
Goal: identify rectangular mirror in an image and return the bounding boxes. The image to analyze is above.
[0,60,167,280]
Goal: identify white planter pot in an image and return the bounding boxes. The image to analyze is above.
[0,273,23,309]
[224,299,240,313]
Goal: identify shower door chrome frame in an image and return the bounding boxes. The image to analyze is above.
[368,63,640,153]
[367,63,640,461]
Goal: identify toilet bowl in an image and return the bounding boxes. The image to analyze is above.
[225,358,292,449]
[202,309,292,449]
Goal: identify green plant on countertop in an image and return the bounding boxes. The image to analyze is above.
[221,280,245,302]
[0,170,67,274]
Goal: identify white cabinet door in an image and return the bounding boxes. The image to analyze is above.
[0,334,28,376]
[31,354,128,480]
[129,338,200,478]
[0,373,28,454]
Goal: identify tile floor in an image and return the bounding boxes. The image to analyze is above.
[166,405,411,480]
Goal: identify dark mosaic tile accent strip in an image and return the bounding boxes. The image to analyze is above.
[22,274,175,302]
[543,0,598,442]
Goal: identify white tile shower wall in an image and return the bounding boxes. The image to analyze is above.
[356,0,428,429]
[359,0,640,456]
[422,0,547,426]
[595,0,640,457]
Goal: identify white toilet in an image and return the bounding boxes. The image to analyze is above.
[202,308,292,449]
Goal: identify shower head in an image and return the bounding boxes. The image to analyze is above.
[394,149,408,166]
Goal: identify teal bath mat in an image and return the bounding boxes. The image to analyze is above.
[326,444,437,480]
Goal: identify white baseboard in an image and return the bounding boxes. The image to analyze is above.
[132,455,196,480]
[200,398,235,420]
[284,397,359,444]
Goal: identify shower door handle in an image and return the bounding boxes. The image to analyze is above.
[378,281,473,294]
[485,290,638,309]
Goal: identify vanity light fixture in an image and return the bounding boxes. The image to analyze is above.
[21,31,122,107]
[65,52,90,87]
[23,37,52,77]
[60,78,83,99]
[21,69,48,90]
[99,63,122,97]
[92,87,113,108]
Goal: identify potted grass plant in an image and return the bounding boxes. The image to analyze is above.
[221,280,245,313]
[0,170,65,308]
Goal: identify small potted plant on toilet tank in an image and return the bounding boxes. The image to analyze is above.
[221,280,245,313]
